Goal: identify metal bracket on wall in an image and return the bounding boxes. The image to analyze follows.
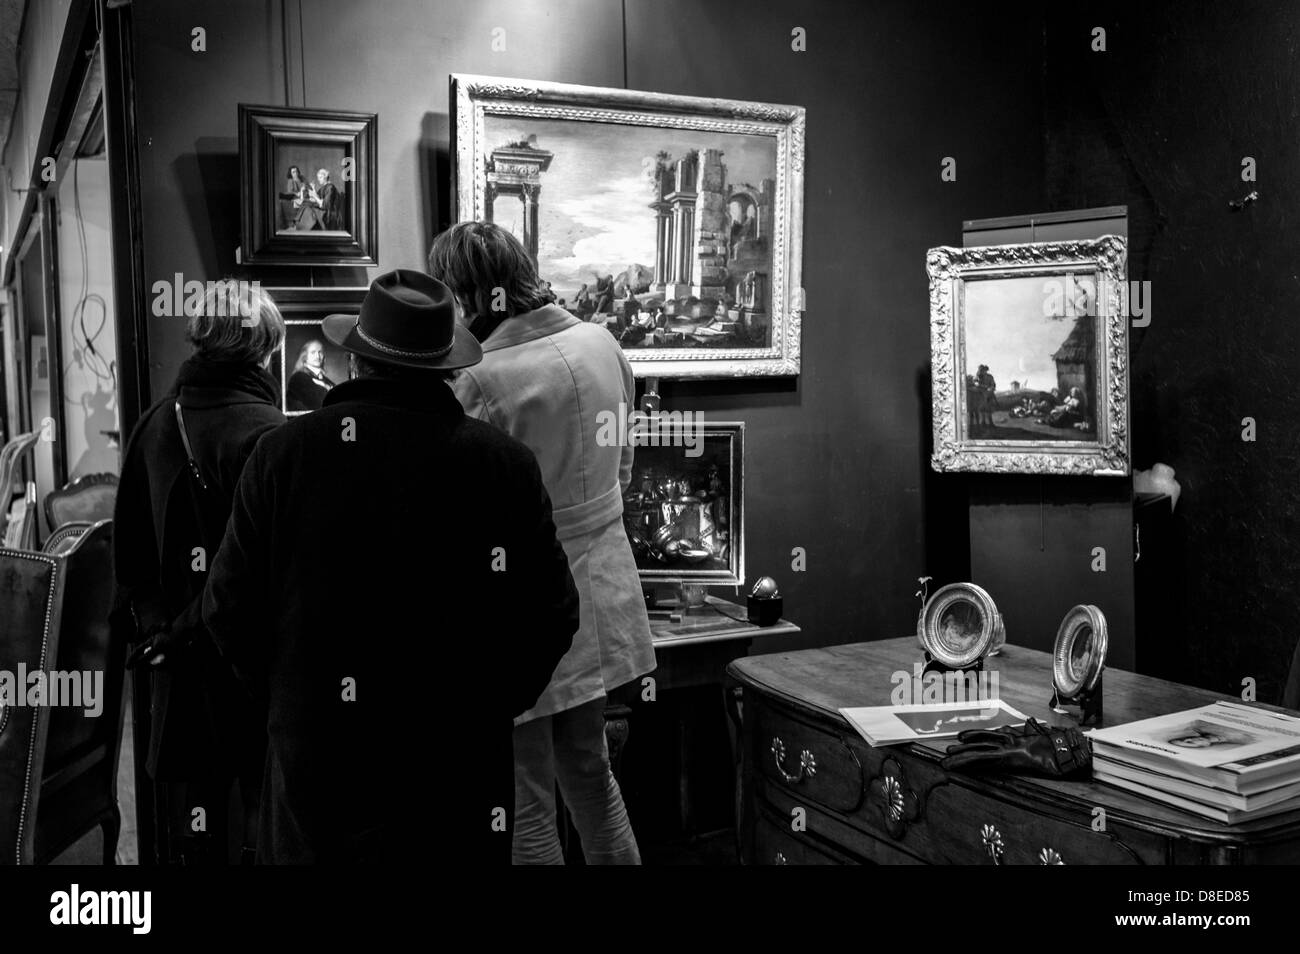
[641,375,661,415]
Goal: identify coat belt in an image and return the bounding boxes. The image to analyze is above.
[551,483,623,541]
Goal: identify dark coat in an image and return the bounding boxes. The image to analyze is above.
[317,181,343,230]
[202,376,579,864]
[114,358,284,780]
[286,368,335,412]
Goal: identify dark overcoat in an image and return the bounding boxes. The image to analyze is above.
[202,376,578,864]
[113,358,284,779]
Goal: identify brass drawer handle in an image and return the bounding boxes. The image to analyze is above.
[774,851,788,865]
[1039,847,1065,865]
[881,775,906,821]
[981,824,1005,865]
[771,736,817,784]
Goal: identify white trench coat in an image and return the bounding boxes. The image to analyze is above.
[453,304,656,723]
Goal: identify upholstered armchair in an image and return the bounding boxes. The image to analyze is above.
[44,473,119,532]
[0,521,127,864]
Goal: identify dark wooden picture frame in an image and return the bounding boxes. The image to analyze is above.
[239,105,378,266]
[623,420,745,586]
[265,287,367,415]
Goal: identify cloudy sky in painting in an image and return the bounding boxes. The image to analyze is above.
[963,275,1085,392]
[482,115,776,299]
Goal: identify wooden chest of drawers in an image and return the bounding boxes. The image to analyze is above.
[726,639,1300,865]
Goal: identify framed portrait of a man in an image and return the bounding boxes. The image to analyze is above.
[265,288,367,415]
[927,235,1130,475]
[452,75,805,378]
[239,105,378,266]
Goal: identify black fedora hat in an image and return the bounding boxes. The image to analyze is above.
[322,269,482,371]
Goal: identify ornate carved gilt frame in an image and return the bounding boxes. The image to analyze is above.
[451,74,805,378]
[927,236,1130,475]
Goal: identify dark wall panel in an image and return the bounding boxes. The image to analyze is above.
[132,0,623,392]
[626,0,1046,650]
[131,0,1048,658]
[1043,1,1300,700]
[965,212,1136,671]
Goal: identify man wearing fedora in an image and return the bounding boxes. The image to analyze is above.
[203,269,579,864]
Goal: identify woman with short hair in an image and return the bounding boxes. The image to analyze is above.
[115,281,286,864]
[429,221,655,865]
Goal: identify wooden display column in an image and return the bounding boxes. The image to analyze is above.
[962,207,1136,670]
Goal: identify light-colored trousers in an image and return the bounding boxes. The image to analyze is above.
[511,697,641,865]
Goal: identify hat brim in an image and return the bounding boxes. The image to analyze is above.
[321,313,482,371]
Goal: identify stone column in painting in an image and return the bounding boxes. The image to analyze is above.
[677,205,696,288]
[649,155,673,295]
[691,148,729,307]
[650,200,671,294]
[662,151,699,299]
[484,138,553,262]
[521,184,540,261]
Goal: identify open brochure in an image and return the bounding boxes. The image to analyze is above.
[839,700,1028,747]
[1087,702,1300,779]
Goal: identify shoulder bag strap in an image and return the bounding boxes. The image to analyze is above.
[173,401,216,561]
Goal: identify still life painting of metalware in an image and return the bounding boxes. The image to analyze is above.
[622,423,744,586]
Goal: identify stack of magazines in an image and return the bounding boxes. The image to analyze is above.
[1089,702,1300,823]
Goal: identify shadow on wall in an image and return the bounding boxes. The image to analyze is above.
[420,111,452,252]
[171,137,369,286]
[916,362,971,589]
[173,138,239,279]
[68,386,119,477]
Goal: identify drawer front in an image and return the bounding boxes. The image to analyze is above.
[922,782,1142,865]
[752,803,847,865]
[751,698,865,815]
[855,744,1146,865]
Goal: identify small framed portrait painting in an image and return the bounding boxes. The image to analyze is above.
[265,288,367,415]
[239,105,378,266]
[927,235,1130,476]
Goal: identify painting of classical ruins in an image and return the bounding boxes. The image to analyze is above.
[453,76,805,377]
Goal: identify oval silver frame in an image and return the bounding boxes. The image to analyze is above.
[1052,604,1108,698]
[916,582,1003,669]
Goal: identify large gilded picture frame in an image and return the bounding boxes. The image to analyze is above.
[927,235,1129,475]
[452,75,805,378]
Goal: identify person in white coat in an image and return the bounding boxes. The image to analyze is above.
[429,222,656,865]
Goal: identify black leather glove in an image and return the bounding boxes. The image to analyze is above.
[940,717,1092,779]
